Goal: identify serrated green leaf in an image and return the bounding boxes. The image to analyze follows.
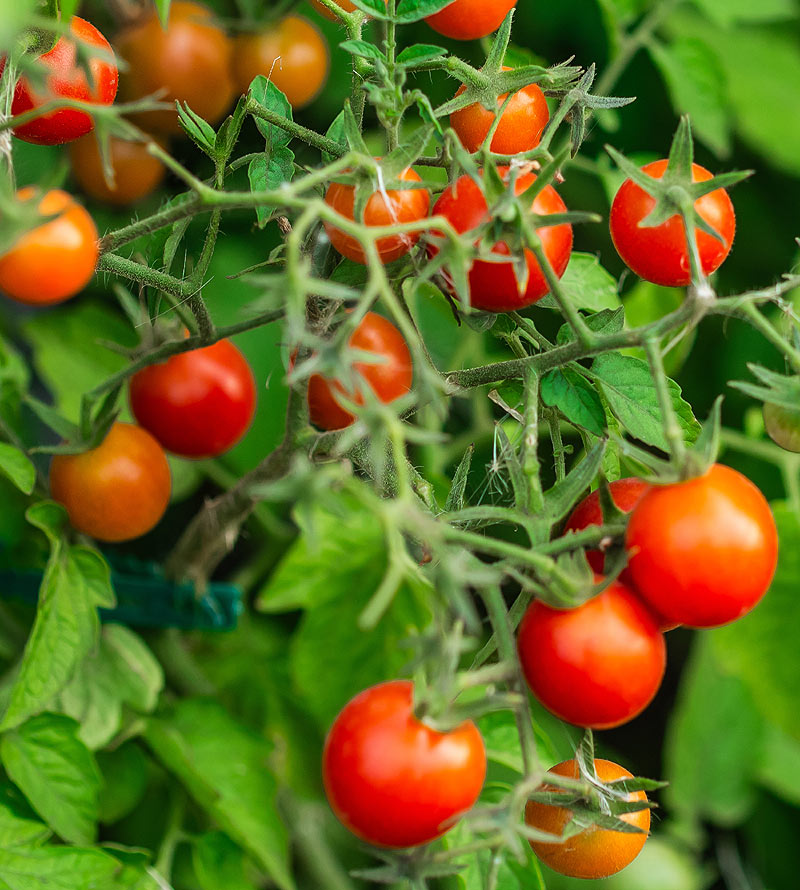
[541,368,605,435]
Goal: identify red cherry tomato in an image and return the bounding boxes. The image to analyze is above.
[324,167,430,265]
[3,16,118,146]
[450,67,549,155]
[115,1,234,135]
[129,339,256,459]
[517,578,666,729]
[0,188,98,306]
[307,312,413,431]
[323,680,486,848]
[626,463,778,628]
[69,134,167,206]
[49,422,171,543]
[609,159,735,287]
[425,0,518,40]
[430,170,573,312]
[526,759,650,879]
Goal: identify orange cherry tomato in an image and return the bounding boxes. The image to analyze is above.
[115,1,234,135]
[426,0,517,40]
[310,0,358,18]
[626,463,778,628]
[2,16,118,146]
[69,134,167,206]
[233,15,329,108]
[526,758,650,879]
[0,189,98,306]
[324,166,430,265]
[450,67,549,154]
[307,311,413,431]
[49,422,171,543]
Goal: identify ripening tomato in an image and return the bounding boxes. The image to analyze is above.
[129,339,256,459]
[450,67,549,155]
[115,1,234,135]
[323,680,486,848]
[526,759,650,879]
[430,170,573,312]
[233,16,329,108]
[610,159,735,287]
[307,311,412,430]
[69,134,167,206]
[2,16,118,145]
[763,402,800,453]
[626,463,778,628]
[324,167,430,265]
[0,188,98,306]
[49,422,171,543]
[426,0,518,40]
[310,0,358,18]
[517,578,666,729]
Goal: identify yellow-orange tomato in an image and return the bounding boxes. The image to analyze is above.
[233,16,329,108]
[50,423,171,543]
[310,0,358,20]
[0,189,98,306]
[115,1,234,135]
[324,167,430,264]
[69,134,167,206]
[526,759,650,880]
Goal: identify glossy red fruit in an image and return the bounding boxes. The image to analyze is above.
[323,680,487,848]
[4,16,118,146]
[307,312,413,431]
[426,0,518,40]
[430,170,573,312]
[610,159,735,287]
[129,339,256,459]
[517,579,666,729]
[626,463,778,628]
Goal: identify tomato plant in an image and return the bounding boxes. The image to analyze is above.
[311,0,358,19]
[49,422,171,542]
[323,680,486,848]
[0,188,98,305]
[69,134,166,206]
[2,16,118,145]
[425,0,518,40]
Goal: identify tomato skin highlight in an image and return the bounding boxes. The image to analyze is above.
[425,0,518,40]
[450,68,549,155]
[0,189,98,306]
[233,15,329,109]
[49,422,171,543]
[610,159,735,287]
[517,578,666,729]
[115,1,234,135]
[307,312,413,431]
[324,167,430,265]
[323,679,487,848]
[763,402,800,453]
[129,340,257,459]
[526,759,650,879]
[430,171,573,313]
[626,463,778,629]
[69,135,167,206]
[4,16,118,146]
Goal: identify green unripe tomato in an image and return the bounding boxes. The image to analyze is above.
[763,402,800,453]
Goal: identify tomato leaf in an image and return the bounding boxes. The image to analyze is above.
[541,368,606,436]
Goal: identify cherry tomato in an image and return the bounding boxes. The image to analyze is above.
[307,311,413,431]
[763,402,800,453]
[425,0,518,40]
[233,15,329,108]
[610,159,735,287]
[526,758,650,879]
[2,16,118,146]
[450,67,549,155]
[323,679,486,848]
[0,188,98,306]
[517,578,666,729]
[430,170,573,312]
[69,134,166,206]
[310,0,358,18]
[49,422,171,543]
[626,463,778,628]
[129,339,256,459]
[324,167,430,265]
[115,1,234,135]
